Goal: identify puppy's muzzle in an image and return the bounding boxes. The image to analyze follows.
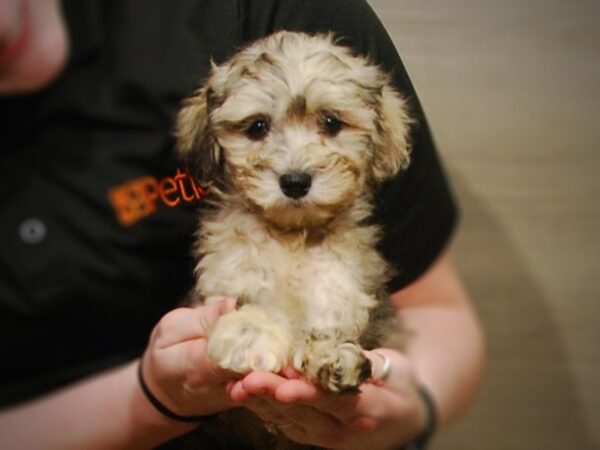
[279,172,312,199]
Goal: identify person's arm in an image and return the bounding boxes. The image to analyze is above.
[391,253,486,427]
[229,253,486,449]
[0,362,194,450]
[0,299,238,450]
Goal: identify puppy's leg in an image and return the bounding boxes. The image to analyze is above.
[291,258,378,391]
[207,304,292,374]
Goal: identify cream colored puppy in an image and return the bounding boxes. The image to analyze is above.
[176,31,411,392]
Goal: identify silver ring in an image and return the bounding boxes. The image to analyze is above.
[374,351,392,382]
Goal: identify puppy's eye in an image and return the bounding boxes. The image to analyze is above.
[321,115,343,137]
[245,119,270,140]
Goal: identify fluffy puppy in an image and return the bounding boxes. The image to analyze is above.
[176,31,411,395]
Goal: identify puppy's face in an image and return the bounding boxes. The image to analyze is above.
[177,32,411,230]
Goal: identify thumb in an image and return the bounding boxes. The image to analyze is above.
[196,297,238,333]
[152,298,237,349]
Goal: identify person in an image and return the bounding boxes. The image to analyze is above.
[0,0,485,449]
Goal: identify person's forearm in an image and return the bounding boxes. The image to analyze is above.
[391,254,486,426]
[0,360,195,449]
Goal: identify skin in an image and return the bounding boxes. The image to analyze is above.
[0,255,485,449]
[226,254,485,448]
[0,3,486,448]
[0,0,68,94]
[0,300,236,449]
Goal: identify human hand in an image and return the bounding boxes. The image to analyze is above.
[139,298,241,419]
[228,349,430,449]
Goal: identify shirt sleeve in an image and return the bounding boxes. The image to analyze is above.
[239,0,459,291]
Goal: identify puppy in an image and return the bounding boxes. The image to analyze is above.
[175,30,411,447]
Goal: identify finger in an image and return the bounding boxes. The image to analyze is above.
[363,349,416,392]
[152,336,239,386]
[273,378,318,403]
[240,371,288,396]
[197,297,238,333]
[249,377,361,427]
[280,364,302,379]
[228,379,251,402]
[153,298,236,348]
[242,375,366,443]
[366,349,392,383]
[229,371,291,403]
[274,379,405,430]
[238,373,346,428]
[257,397,347,448]
[273,379,359,415]
[237,372,319,404]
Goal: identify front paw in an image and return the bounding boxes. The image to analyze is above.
[293,333,371,392]
[207,307,290,374]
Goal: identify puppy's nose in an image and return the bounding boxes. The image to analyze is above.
[279,172,312,199]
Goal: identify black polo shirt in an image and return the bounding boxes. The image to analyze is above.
[0,0,456,407]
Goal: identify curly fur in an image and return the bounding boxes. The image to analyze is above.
[175,31,411,449]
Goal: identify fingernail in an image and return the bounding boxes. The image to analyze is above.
[226,380,239,394]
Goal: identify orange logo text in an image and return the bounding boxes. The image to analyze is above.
[109,169,208,226]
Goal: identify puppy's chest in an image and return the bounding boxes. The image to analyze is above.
[197,220,373,309]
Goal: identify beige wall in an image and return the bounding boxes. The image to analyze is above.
[368,1,600,449]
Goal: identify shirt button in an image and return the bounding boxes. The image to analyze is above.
[18,218,47,245]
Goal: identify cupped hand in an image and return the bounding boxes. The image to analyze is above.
[140,298,240,418]
[229,349,428,449]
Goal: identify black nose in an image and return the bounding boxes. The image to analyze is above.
[279,172,312,199]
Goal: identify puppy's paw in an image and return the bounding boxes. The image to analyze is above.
[207,307,290,374]
[293,332,371,392]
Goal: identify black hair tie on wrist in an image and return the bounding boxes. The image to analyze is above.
[405,385,438,450]
[137,360,216,423]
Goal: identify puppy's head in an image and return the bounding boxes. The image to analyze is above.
[176,31,411,230]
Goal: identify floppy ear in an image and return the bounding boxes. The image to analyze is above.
[175,86,223,182]
[370,84,412,183]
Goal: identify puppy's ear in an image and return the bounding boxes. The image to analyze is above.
[175,87,223,182]
[370,84,412,183]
